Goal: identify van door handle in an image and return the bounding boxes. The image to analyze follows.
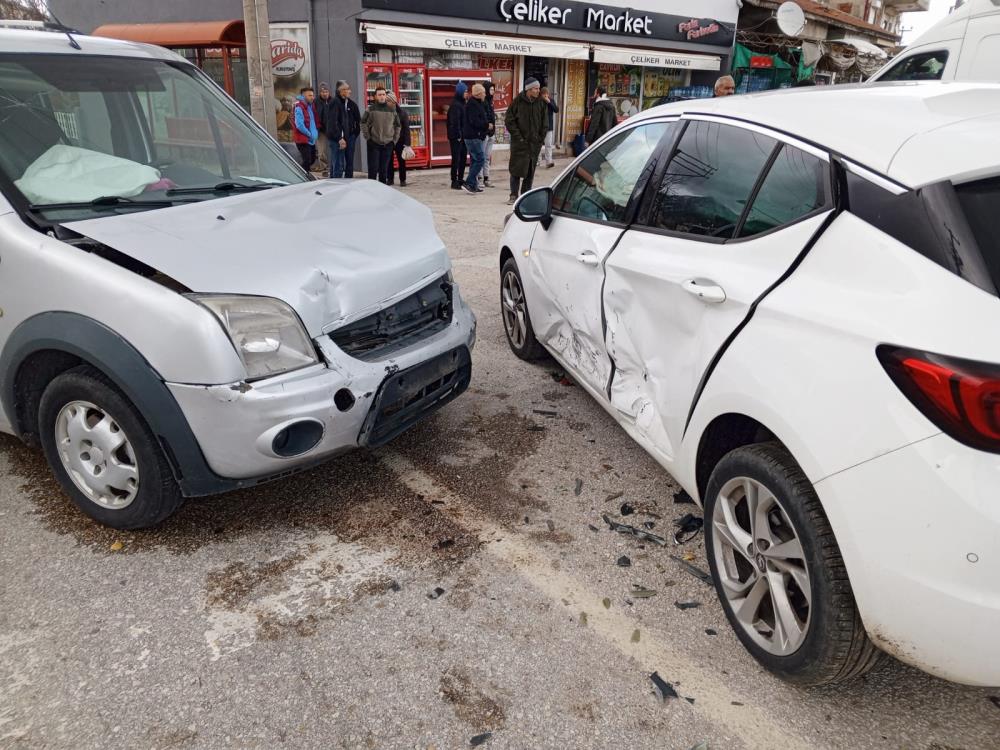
[682,278,726,303]
[577,250,600,266]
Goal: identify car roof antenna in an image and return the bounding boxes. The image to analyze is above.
[41,2,82,50]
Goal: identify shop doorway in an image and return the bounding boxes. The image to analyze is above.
[524,56,566,154]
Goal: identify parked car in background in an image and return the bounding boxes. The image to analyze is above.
[0,29,475,529]
[870,0,1000,82]
[498,82,1000,687]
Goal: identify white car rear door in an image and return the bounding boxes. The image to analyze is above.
[525,120,675,395]
[603,118,835,461]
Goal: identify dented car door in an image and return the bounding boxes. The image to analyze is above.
[525,121,673,395]
[604,120,834,461]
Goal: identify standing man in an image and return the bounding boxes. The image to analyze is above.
[328,80,362,179]
[479,81,497,189]
[315,82,333,176]
[539,86,560,169]
[504,77,546,205]
[447,82,468,190]
[585,86,616,147]
[461,83,489,195]
[361,86,401,184]
[714,75,737,96]
[385,91,410,187]
[292,86,319,172]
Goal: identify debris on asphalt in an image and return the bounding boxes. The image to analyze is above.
[705,629,718,636]
[605,490,625,503]
[546,519,556,532]
[389,580,402,592]
[109,541,124,552]
[670,555,713,584]
[674,601,702,610]
[533,409,559,417]
[631,585,658,599]
[526,423,546,432]
[431,499,446,505]
[674,490,696,505]
[616,555,632,568]
[690,742,709,750]
[524,516,530,525]
[631,629,641,643]
[685,697,696,705]
[588,524,601,533]
[682,551,697,562]
[673,513,704,544]
[574,479,584,496]
[434,538,455,550]
[650,672,678,703]
[603,598,611,609]
[470,732,493,747]
[428,587,446,600]
[731,702,744,707]
[989,696,1000,711]
[579,612,588,626]
[549,370,574,386]
[642,521,656,530]
[602,514,669,546]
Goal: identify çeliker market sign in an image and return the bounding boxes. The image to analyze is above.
[360,0,735,46]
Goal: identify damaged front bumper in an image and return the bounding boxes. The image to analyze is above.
[166,290,476,482]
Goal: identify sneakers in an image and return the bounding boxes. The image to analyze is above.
[451,181,461,190]
[483,179,495,188]
[399,181,407,187]
[507,194,518,205]
[546,162,555,169]
[461,183,478,194]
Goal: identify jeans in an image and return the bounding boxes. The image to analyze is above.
[449,139,467,184]
[540,130,555,165]
[479,135,495,186]
[464,138,485,189]
[296,143,316,172]
[387,141,407,185]
[331,134,357,178]
[367,141,394,183]
[510,159,538,197]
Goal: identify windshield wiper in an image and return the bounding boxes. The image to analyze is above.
[28,195,181,212]
[166,181,278,196]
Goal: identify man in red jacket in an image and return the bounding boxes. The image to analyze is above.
[292,86,319,172]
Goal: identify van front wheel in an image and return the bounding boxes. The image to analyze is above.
[38,367,183,529]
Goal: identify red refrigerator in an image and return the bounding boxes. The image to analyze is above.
[427,69,492,168]
[363,63,430,169]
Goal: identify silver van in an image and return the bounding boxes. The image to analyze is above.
[0,30,476,529]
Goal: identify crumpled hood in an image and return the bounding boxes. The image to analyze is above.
[64,180,450,336]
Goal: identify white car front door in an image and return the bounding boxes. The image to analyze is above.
[525,120,674,395]
[604,119,835,461]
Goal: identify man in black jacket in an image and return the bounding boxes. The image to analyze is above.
[461,83,489,194]
[327,80,362,178]
[386,90,410,187]
[315,82,333,176]
[586,86,617,146]
[447,82,468,190]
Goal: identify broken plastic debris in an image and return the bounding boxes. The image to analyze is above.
[526,423,546,432]
[674,490,696,505]
[690,742,709,750]
[533,409,558,417]
[631,585,657,599]
[616,555,632,568]
[549,370,574,386]
[643,521,656,530]
[588,524,600,533]
[705,628,718,636]
[574,479,584,496]
[579,612,588,626]
[684,697,696,705]
[620,502,635,516]
[673,513,704,544]
[602,514,668,546]
[674,601,702,611]
[631,629,641,643]
[989,696,1000,711]
[434,538,455,550]
[470,732,492,747]
[389,580,402,592]
[670,555,713,584]
[109,541,124,552]
[427,587,446,600]
[650,672,678,703]
[602,597,611,609]
[605,490,625,503]
[546,519,555,532]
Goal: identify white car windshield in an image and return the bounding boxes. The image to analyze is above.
[0,53,307,221]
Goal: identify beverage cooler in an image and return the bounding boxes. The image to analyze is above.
[363,63,430,169]
[427,70,492,168]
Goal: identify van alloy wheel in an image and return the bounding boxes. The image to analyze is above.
[54,400,140,510]
[712,476,811,656]
[501,269,528,349]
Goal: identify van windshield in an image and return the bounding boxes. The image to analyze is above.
[0,53,307,221]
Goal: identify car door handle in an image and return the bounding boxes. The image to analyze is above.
[577,251,600,266]
[682,278,727,303]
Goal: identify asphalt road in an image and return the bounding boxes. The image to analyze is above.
[2,160,999,750]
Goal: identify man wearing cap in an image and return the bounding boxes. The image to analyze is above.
[504,77,547,205]
[315,82,333,176]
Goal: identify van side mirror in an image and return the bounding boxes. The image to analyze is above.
[514,187,553,229]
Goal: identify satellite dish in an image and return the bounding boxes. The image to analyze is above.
[776,2,806,37]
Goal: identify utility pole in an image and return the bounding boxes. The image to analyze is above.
[243,0,277,137]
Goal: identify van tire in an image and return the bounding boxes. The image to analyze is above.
[38,366,183,529]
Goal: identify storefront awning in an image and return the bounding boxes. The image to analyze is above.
[593,45,720,71]
[92,20,246,48]
[362,22,589,61]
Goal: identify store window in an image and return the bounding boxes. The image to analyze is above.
[591,63,642,119]
[641,67,689,109]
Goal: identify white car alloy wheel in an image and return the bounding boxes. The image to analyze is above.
[502,267,528,350]
[712,476,811,656]
[54,400,140,510]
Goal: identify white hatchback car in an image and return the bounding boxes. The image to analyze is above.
[498,83,1000,687]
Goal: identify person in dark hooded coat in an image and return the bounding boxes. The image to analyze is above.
[504,77,546,204]
[447,82,468,189]
[479,80,497,189]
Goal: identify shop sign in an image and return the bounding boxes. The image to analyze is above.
[270,23,312,144]
[750,56,774,69]
[592,45,721,71]
[364,23,589,60]
[360,0,736,46]
[271,39,306,76]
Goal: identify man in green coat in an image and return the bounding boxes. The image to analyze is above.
[505,78,547,205]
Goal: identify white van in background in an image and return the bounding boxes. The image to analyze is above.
[870,0,1000,82]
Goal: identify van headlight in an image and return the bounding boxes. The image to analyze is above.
[192,295,318,380]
